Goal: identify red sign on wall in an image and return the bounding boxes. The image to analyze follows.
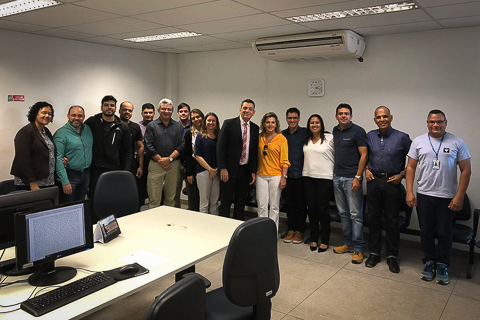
[8,95,25,102]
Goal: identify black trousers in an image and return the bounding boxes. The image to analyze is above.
[366,178,402,257]
[282,177,307,232]
[304,177,333,244]
[187,179,200,211]
[219,165,249,221]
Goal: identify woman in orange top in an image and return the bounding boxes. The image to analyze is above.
[256,112,290,231]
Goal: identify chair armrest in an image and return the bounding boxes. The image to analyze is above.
[473,209,480,238]
[182,272,211,288]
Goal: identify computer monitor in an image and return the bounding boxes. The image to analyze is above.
[0,187,59,250]
[14,200,93,286]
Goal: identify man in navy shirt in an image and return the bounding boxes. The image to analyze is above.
[332,103,368,264]
[365,106,411,273]
[281,107,307,244]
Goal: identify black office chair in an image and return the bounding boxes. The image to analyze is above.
[451,194,478,279]
[93,171,139,219]
[204,217,279,320]
[0,179,15,195]
[149,217,280,319]
[145,276,206,320]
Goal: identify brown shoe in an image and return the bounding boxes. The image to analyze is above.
[333,244,354,254]
[292,231,303,244]
[352,251,364,264]
[283,230,295,243]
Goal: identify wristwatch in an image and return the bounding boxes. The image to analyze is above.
[169,157,174,162]
[355,175,363,181]
[401,171,406,178]
[282,175,288,179]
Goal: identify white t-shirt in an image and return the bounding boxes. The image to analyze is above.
[407,132,470,198]
[302,133,334,180]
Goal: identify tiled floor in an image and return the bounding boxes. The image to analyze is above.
[83,220,480,320]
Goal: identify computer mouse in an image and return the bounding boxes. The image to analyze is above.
[119,264,139,275]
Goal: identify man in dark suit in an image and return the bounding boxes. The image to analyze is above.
[217,99,259,220]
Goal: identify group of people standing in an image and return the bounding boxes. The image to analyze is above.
[10,97,471,286]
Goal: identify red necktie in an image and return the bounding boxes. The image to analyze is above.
[240,122,247,163]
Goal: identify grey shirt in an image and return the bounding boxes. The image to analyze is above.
[144,118,185,159]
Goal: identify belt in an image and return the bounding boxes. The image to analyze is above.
[371,171,399,178]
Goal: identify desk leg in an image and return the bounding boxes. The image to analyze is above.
[175,265,195,282]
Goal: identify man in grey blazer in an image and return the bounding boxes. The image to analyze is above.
[217,99,259,220]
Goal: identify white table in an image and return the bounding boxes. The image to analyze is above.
[0,206,242,319]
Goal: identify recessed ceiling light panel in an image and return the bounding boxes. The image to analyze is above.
[286,2,418,23]
[0,0,61,18]
[124,32,202,43]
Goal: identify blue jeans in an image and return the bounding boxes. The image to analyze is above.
[333,176,365,252]
[60,168,90,204]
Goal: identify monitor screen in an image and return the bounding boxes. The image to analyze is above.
[14,200,93,286]
[0,187,58,250]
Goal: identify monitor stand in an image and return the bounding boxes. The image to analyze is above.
[27,262,77,286]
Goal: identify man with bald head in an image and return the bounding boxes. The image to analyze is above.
[365,106,411,273]
[54,105,93,204]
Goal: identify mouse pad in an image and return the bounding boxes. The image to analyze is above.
[103,262,149,281]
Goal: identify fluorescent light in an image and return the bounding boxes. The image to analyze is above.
[286,2,418,23]
[0,0,60,18]
[124,32,202,43]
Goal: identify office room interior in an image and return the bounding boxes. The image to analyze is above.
[1,1,480,319]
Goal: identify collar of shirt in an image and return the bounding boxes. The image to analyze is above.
[337,122,353,132]
[377,127,393,138]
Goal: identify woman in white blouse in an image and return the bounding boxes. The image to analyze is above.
[303,114,334,252]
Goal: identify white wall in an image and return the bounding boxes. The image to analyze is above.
[0,30,166,180]
[178,26,480,215]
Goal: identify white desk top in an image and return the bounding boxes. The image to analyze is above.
[0,206,242,320]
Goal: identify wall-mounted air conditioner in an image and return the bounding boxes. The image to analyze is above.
[252,30,365,62]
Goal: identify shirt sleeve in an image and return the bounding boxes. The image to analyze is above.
[407,138,419,160]
[53,129,70,186]
[356,127,367,147]
[280,139,290,168]
[457,139,471,161]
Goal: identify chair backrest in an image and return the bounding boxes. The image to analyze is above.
[222,217,280,307]
[93,171,139,219]
[454,194,471,222]
[145,276,205,320]
[0,179,15,196]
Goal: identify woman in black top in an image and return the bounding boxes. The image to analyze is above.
[11,101,56,190]
[185,108,205,211]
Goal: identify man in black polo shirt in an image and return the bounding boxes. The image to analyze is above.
[365,106,411,273]
[332,103,368,264]
[281,107,307,244]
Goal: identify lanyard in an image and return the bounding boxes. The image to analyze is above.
[428,133,445,160]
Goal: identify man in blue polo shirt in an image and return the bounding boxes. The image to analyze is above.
[281,107,307,244]
[406,109,471,285]
[365,106,411,273]
[332,103,368,264]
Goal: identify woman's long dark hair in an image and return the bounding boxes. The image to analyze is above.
[304,114,326,145]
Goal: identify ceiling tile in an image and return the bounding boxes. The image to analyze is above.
[425,2,480,20]
[134,0,260,26]
[5,3,121,27]
[437,15,480,28]
[62,17,164,35]
[181,13,294,34]
[32,28,94,39]
[416,0,480,8]
[182,42,249,51]
[144,35,229,48]
[272,0,399,18]
[235,0,345,12]
[108,27,185,39]
[300,10,431,31]
[354,21,442,37]
[214,24,315,41]
[74,0,214,16]
[0,20,48,33]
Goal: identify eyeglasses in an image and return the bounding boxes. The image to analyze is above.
[263,144,268,156]
[427,120,446,125]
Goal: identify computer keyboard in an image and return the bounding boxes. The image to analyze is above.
[21,272,116,317]
[0,258,16,270]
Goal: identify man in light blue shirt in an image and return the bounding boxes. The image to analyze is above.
[406,109,471,285]
[54,106,93,204]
